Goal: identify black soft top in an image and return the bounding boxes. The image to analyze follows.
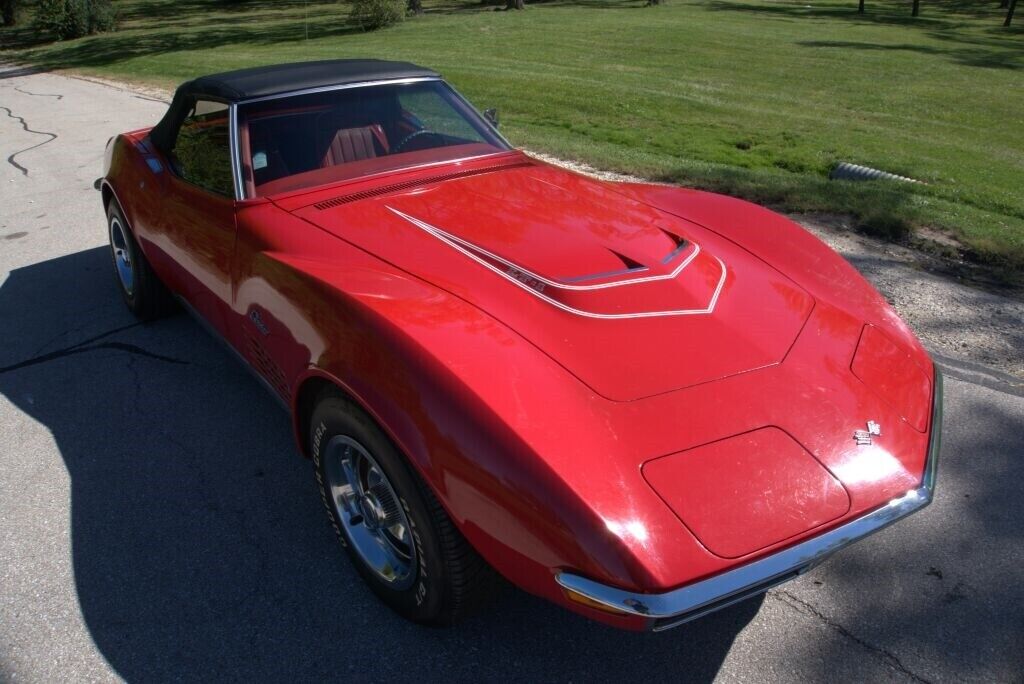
[149,59,439,151]
[181,59,438,101]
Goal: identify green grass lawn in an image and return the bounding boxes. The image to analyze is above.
[3,0,1023,273]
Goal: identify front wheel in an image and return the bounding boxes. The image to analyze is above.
[311,390,500,625]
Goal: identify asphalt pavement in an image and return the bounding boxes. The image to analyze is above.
[1,65,1022,683]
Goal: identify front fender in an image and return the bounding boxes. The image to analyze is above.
[233,205,678,620]
[608,183,928,360]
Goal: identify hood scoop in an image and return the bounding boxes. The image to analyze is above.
[312,160,534,210]
[658,227,689,262]
[561,249,648,284]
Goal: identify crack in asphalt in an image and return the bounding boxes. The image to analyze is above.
[0,322,188,374]
[36,321,144,355]
[31,314,130,357]
[0,105,58,176]
[11,86,63,100]
[771,590,933,684]
[0,341,189,374]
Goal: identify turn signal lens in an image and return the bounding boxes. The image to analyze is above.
[562,586,634,616]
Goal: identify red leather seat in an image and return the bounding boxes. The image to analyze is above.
[320,125,389,166]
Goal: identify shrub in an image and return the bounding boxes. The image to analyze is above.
[350,0,404,30]
[33,0,116,40]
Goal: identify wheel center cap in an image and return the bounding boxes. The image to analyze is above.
[358,493,384,531]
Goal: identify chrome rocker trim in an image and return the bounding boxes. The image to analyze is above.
[556,369,943,632]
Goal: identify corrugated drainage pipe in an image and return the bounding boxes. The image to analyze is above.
[830,162,921,184]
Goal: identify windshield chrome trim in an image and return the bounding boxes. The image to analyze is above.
[235,76,442,106]
[229,103,245,200]
[557,368,942,630]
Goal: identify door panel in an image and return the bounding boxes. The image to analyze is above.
[160,176,236,333]
[156,98,238,336]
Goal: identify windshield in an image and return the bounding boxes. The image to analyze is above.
[237,79,510,197]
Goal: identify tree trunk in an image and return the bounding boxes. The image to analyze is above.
[858,0,865,13]
[647,0,663,5]
[408,0,423,14]
[505,0,524,8]
[911,0,919,16]
[1005,0,1017,26]
[1,0,16,26]
[999,0,1008,9]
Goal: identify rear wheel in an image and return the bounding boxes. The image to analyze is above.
[311,389,500,625]
[107,200,173,319]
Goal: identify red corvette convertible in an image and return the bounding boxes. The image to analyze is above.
[99,59,941,630]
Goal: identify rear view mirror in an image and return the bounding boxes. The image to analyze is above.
[483,108,499,128]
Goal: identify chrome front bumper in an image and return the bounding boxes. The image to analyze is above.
[556,369,943,631]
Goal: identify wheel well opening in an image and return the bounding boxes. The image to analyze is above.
[101,183,114,213]
[294,376,337,457]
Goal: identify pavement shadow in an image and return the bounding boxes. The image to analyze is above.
[800,377,1024,680]
[0,247,760,681]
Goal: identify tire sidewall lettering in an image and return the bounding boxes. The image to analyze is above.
[399,495,429,605]
[312,420,347,548]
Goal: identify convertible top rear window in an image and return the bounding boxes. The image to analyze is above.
[237,80,509,198]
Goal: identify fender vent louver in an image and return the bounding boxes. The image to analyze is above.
[244,332,290,401]
[313,160,534,210]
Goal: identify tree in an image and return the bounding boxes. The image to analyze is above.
[1006,0,1017,26]
[505,0,524,8]
[407,0,422,14]
[1,0,17,26]
[911,0,919,16]
[858,0,865,13]
[647,0,663,4]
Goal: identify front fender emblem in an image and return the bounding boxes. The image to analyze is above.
[854,420,882,446]
[249,309,270,336]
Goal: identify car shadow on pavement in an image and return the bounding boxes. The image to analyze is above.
[0,247,761,681]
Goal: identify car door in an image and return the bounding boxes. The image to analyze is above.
[159,99,237,335]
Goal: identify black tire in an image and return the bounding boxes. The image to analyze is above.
[106,200,173,320]
[311,389,501,625]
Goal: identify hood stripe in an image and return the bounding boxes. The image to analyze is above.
[387,207,727,320]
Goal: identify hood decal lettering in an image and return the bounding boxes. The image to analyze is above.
[506,266,547,293]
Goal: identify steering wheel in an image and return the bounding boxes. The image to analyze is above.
[394,129,443,153]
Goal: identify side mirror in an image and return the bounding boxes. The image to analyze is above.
[483,108,499,128]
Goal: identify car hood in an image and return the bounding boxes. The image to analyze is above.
[289,162,815,401]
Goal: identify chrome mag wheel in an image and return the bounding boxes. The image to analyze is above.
[324,435,417,589]
[109,216,134,296]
